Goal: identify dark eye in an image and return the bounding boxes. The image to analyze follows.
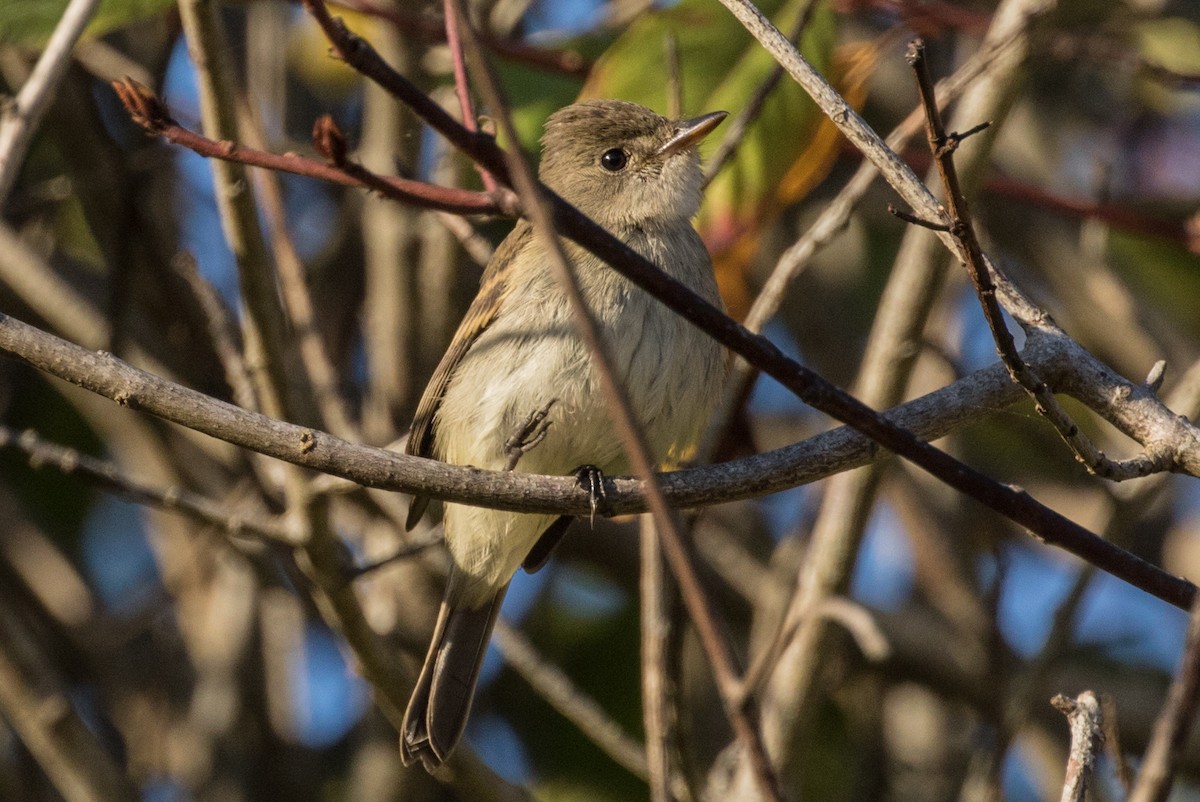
[600,148,628,172]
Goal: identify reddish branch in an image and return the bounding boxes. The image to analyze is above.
[442,0,499,193]
[111,77,511,217]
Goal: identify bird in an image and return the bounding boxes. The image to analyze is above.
[400,99,727,770]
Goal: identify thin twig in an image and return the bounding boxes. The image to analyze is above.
[0,0,102,204]
[906,38,1168,482]
[703,0,821,186]
[1100,693,1134,793]
[332,0,590,77]
[176,0,291,422]
[0,605,136,801]
[111,80,506,216]
[1051,691,1103,802]
[640,515,674,802]
[1128,595,1200,802]
[445,3,784,797]
[695,18,1043,462]
[172,253,258,412]
[244,103,361,442]
[435,211,495,266]
[0,425,294,543]
[887,203,951,231]
[443,0,499,193]
[664,32,682,120]
[491,621,686,793]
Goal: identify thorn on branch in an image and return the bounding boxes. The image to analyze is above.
[951,120,992,144]
[111,76,174,131]
[935,120,992,157]
[888,202,951,231]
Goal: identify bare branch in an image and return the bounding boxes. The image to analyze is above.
[443,0,499,193]
[1052,691,1103,802]
[906,38,1165,481]
[112,79,506,216]
[0,425,294,543]
[640,515,675,802]
[0,604,136,801]
[4,311,1198,612]
[491,621,676,792]
[0,0,102,204]
[1128,596,1200,802]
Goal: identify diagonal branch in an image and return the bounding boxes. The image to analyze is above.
[0,425,293,543]
[445,2,783,796]
[111,79,507,216]
[0,0,102,204]
[905,38,1168,481]
[1128,595,1200,802]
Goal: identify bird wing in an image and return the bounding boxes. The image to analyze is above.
[405,222,534,529]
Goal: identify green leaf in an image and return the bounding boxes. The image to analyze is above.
[581,0,838,243]
[0,0,175,46]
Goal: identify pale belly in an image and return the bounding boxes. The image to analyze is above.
[431,228,724,604]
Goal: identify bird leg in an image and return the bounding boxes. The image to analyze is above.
[503,398,558,471]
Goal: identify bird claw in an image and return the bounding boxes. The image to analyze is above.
[574,464,609,526]
[504,399,557,471]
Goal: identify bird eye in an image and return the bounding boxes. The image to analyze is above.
[600,148,628,172]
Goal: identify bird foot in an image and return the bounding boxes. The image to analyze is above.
[574,464,610,526]
[504,399,558,471]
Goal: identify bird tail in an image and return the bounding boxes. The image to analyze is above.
[400,585,508,769]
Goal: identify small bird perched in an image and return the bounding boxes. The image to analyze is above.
[400,99,727,769]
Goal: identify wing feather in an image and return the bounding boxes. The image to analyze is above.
[405,222,533,529]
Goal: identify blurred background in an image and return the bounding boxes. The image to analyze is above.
[2,0,1200,799]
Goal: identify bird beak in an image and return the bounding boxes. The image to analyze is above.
[657,110,728,157]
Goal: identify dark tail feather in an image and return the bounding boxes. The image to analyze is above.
[400,586,508,769]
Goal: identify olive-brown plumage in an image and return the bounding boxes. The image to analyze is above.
[401,100,726,770]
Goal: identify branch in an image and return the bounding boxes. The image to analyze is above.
[4,311,1198,611]
[702,0,822,186]
[491,621,682,793]
[1128,595,1200,802]
[1052,691,1103,802]
[442,0,499,193]
[0,0,102,204]
[639,516,674,802]
[698,17,1042,460]
[0,425,293,543]
[111,78,507,216]
[906,38,1166,481]
[175,0,291,422]
[332,0,590,77]
[0,605,136,801]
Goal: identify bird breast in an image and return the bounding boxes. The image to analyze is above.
[434,222,724,480]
